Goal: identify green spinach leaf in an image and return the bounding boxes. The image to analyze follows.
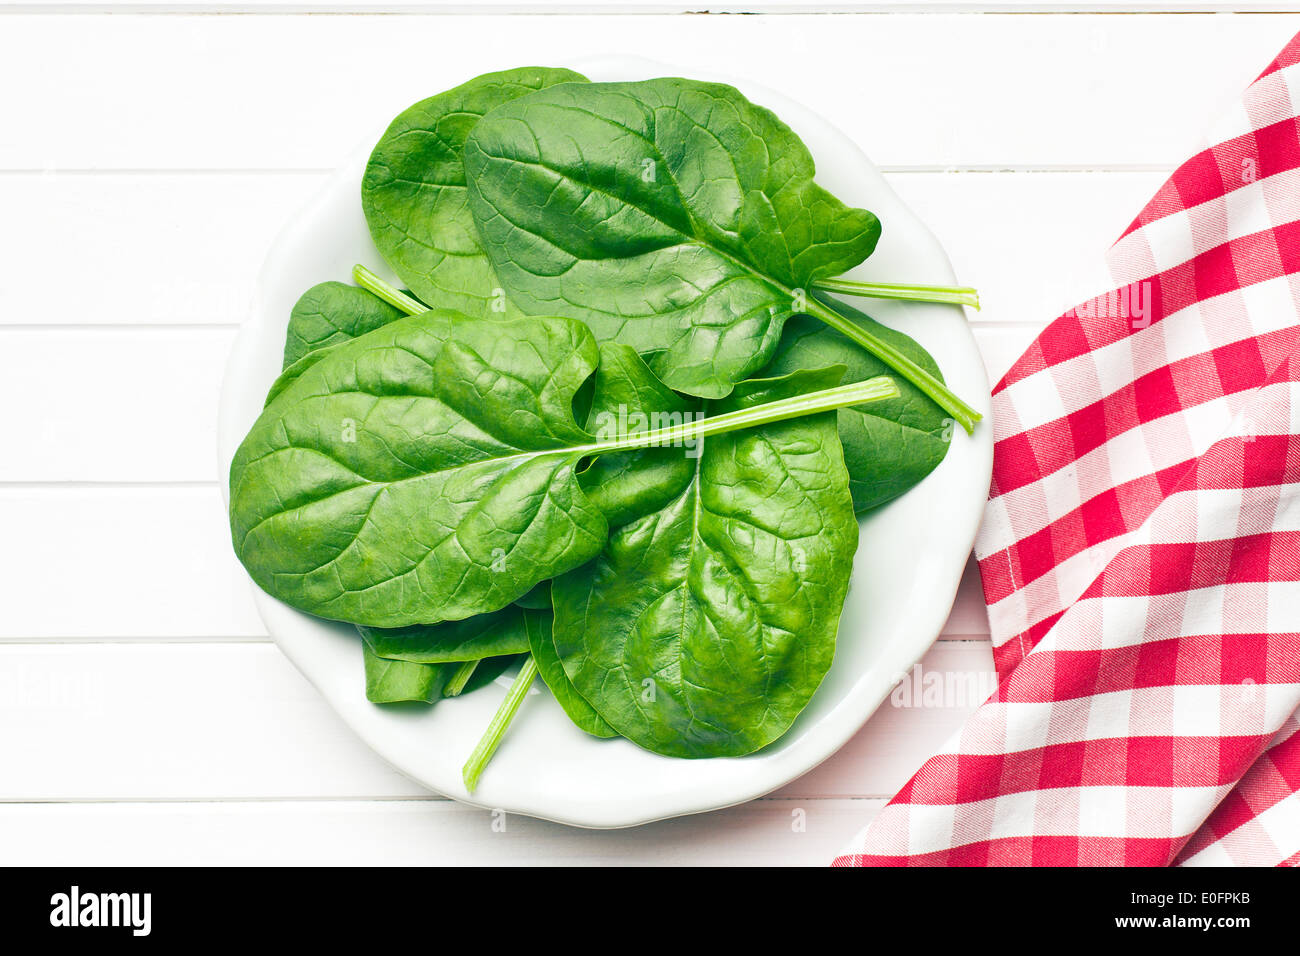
[462,77,978,431]
[524,609,616,738]
[229,311,609,628]
[283,281,407,369]
[551,346,860,758]
[511,581,551,611]
[363,644,453,703]
[265,281,411,407]
[363,646,520,704]
[362,67,587,314]
[463,77,871,398]
[358,603,531,663]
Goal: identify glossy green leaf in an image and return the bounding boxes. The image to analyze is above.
[283,281,407,369]
[463,77,878,400]
[511,581,551,611]
[265,282,411,407]
[363,644,453,703]
[363,647,520,704]
[229,311,609,628]
[524,609,617,738]
[551,347,860,758]
[358,603,532,663]
[362,67,588,314]
[762,295,953,512]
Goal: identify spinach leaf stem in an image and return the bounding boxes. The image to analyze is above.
[813,278,980,310]
[573,376,900,458]
[353,264,427,316]
[463,656,538,792]
[805,297,980,434]
[443,660,480,698]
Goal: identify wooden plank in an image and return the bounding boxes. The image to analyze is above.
[0,484,994,640]
[781,639,995,796]
[1,3,1292,13]
[942,557,991,636]
[978,323,1045,384]
[0,328,236,482]
[0,643,424,799]
[0,168,1128,486]
[0,487,267,639]
[1,169,1152,327]
[0,14,1290,170]
[0,641,991,801]
[888,169,1166,323]
[0,0,1248,864]
[0,322,1036,483]
[0,797,882,865]
[0,172,322,327]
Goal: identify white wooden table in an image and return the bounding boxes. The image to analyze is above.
[2,1,1296,866]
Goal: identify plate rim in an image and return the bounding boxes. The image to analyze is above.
[217,55,993,829]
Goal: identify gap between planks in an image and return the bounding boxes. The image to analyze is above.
[0,4,1296,15]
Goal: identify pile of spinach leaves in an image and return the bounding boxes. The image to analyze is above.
[229,67,979,790]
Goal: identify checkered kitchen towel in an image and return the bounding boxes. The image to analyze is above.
[835,34,1300,867]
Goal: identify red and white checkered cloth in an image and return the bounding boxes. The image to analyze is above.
[835,34,1300,867]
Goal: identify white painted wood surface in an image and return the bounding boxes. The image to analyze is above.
[2,4,1295,865]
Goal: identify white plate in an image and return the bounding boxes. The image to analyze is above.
[217,56,993,829]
